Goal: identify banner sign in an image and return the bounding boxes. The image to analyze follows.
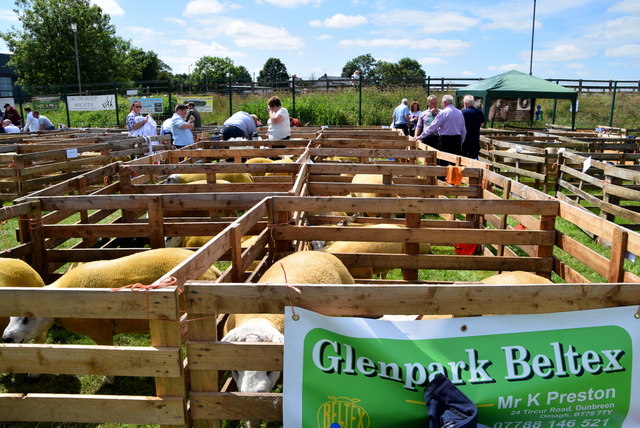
[284,306,639,427]
[177,97,213,113]
[128,97,163,114]
[33,97,60,111]
[488,98,532,122]
[67,95,116,111]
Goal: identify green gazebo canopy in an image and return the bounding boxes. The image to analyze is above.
[456,70,578,128]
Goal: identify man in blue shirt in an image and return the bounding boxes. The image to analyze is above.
[221,111,259,140]
[391,98,411,136]
[170,104,195,148]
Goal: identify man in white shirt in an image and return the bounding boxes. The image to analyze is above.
[2,119,20,133]
[23,107,39,132]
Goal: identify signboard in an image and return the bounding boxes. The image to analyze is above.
[67,95,116,111]
[33,97,60,111]
[488,98,532,122]
[284,306,639,427]
[0,98,15,108]
[177,96,213,113]
[128,97,163,114]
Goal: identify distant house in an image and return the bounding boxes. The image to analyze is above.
[0,54,18,98]
[307,74,351,90]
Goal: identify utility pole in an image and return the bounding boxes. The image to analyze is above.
[71,23,82,93]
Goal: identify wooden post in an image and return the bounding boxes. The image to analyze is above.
[608,227,628,283]
[403,213,421,281]
[536,214,556,278]
[148,196,165,248]
[153,288,189,428]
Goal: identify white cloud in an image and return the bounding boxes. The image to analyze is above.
[200,19,304,50]
[165,17,187,27]
[317,34,332,40]
[461,71,477,76]
[606,44,640,58]
[531,44,592,62]
[566,62,587,70]
[125,26,163,41]
[607,0,640,14]
[596,16,640,42]
[338,38,470,55]
[90,0,124,16]
[418,57,446,66]
[257,0,323,7]
[183,0,224,16]
[0,9,19,22]
[309,14,367,29]
[488,63,527,73]
[170,39,245,60]
[371,11,479,33]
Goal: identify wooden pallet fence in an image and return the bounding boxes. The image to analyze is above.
[557,150,640,228]
[0,285,186,426]
[0,135,172,201]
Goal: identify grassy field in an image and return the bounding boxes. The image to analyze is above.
[24,87,640,131]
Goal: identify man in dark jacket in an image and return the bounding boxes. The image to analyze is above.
[3,103,22,128]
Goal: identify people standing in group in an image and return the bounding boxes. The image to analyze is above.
[186,102,202,128]
[126,102,148,136]
[267,96,290,141]
[461,95,485,159]
[411,94,466,159]
[221,111,260,140]
[22,107,40,132]
[392,98,411,136]
[414,95,440,148]
[170,104,195,148]
[2,119,20,133]
[409,101,421,136]
[32,111,55,130]
[3,103,22,128]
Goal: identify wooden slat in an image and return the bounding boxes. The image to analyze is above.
[187,342,282,370]
[183,282,640,316]
[190,392,282,421]
[0,344,181,377]
[0,394,185,425]
[273,225,555,246]
[0,288,179,319]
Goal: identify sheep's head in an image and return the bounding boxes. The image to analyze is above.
[2,316,54,343]
[222,319,283,393]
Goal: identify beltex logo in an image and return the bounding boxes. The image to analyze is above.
[317,396,370,428]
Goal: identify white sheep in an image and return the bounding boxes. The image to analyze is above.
[321,223,431,279]
[166,172,253,184]
[2,248,221,346]
[480,270,552,284]
[222,251,354,427]
[0,258,46,331]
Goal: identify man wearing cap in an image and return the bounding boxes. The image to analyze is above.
[186,102,202,128]
[392,98,411,136]
[3,103,22,128]
[170,104,195,148]
[221,111,260,140]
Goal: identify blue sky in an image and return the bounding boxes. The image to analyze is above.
[1,0,639,80]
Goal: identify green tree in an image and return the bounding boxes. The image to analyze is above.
[232,65,252,83]
[341,54,377,80]
[127,48,172,81]
[257,58,289,87]
[397,57,426,84]
[192,56,235,88]
[1,0,131,89]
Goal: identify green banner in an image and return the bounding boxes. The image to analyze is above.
[284,306,639,427]
[33,100,60,111]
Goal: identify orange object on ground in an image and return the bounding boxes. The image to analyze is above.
[454,243,478,255]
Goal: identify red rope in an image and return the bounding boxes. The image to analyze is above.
[279,262,301,320]
[111,276,178,321]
